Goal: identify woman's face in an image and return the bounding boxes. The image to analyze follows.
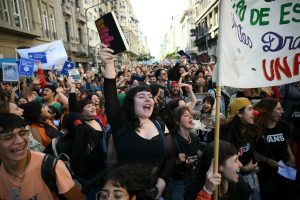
[82,103,97,118]
[238,104,254,124]
[91,95,100,109]
[270,102,283,122]
[179,67,185,75]
[202,100,212,113]
[97,180,133,200]
[9,103,24,117]
[179,110,194,129]
[134,91,154,119]
[41,104,51,119]
[220,154,242,183]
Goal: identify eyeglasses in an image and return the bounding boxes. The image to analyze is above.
[95,190,128,200]
[0,129,30,142]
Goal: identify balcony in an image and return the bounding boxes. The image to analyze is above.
[64,42,78,52]
[62,2,72,16]
[77,44,87,54]
[76,12,86,23]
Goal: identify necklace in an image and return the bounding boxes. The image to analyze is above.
[3,151,30,199]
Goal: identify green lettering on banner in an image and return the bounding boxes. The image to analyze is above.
[292,3,300,22]
[280,2,292,24]
[250,8,270,26]
[234,0,247,22]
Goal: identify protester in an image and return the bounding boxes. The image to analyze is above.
[93,164,158,200]
[0,113,85,200]
[20,101,60,147]
[254,97,300,200]
[221,97,260,200]
[196,140,251,200]
[0,101,44,152]
[44,112,105,198]
[100,43,175,199]
[167,106,202,200]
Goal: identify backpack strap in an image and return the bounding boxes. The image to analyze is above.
[153,120,167,158]
[41,154,59,195]
[52,137,59,158]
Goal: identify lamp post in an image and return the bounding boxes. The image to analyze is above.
[85,0,117,57]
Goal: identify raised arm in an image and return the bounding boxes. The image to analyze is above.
[100,44,124,132]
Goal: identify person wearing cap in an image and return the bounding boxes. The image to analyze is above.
[35,84,63,119]
[220,97,261,200]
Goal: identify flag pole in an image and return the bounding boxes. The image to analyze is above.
[213,85,221,200]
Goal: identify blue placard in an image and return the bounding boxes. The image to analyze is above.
[61,61,75,75]
[28,52,47,63]
[19,58,35,77]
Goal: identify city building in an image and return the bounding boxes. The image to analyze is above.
[194,0,219,63]
[0,0,63,62]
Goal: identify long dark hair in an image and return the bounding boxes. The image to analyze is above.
[19,101,43,124]
[254,97,279,138]
[61,112,100,176]
[123,84,152,131]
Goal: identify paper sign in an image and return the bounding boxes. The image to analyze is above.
[17,40,67,70]
[277,160,297,181]
[61,61,75,75]
[68,69,81,83]
[19,58,35,77]
[2,63,19,82]
[28,52,47,63]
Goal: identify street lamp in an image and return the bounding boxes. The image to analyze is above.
[85,0,117,57]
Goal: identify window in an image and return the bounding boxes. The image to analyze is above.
[12,0,22,27]
[21,0,29,30]
[78,28,82,43]
[42,10,49,37]
[2,0,10,24]
[49,14,57,39]
[65,21,70,41]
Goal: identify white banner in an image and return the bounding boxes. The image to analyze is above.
[16,40,68,70]
[215,0,300,88]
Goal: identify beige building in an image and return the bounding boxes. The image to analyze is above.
[194,0,219,63]
[0,0,63,60]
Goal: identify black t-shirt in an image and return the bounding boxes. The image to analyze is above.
[171,131,201,180]
[104,78,175,182]
[255,121,289,163]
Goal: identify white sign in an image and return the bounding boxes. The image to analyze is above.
[16,40,68,70]
[2,63,19,82]
[215,0,300,88]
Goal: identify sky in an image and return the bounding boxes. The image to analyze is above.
[130,0,187,59]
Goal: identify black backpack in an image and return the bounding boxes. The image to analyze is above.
[41,154,67,200]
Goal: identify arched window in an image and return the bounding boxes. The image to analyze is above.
[65,21,70,41]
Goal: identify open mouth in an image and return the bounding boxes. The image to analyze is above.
[10,146,26,154]
[143,104,152,111]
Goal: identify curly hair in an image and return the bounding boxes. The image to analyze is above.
[254,97,279,138]
[123,84,152,131]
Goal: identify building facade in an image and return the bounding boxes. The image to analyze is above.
[194,0,219,63]
[0,0,63,60]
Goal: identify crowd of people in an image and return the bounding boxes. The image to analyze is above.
[0,43,300,200]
